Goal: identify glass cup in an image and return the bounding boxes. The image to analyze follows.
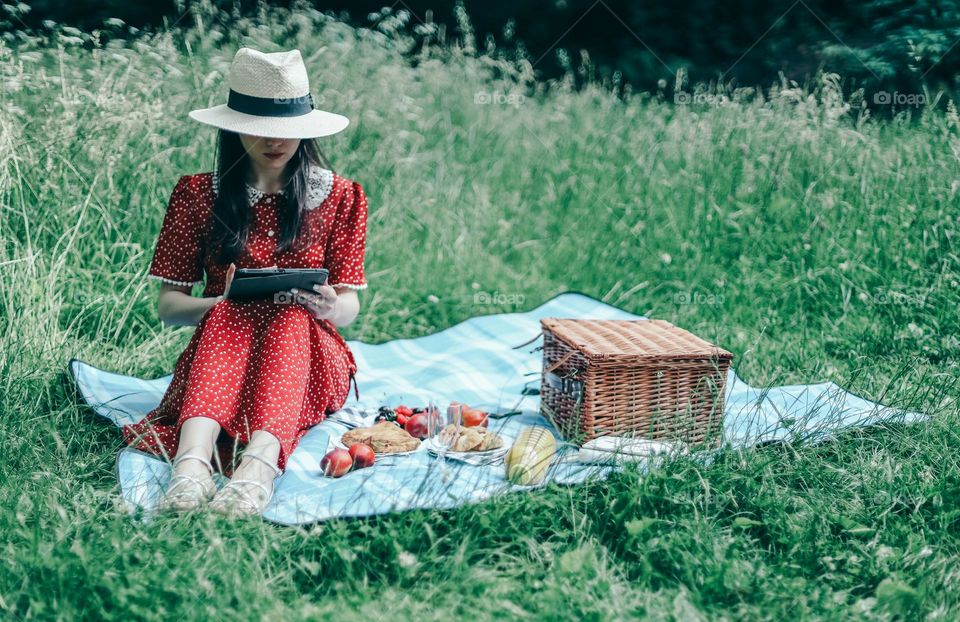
[425,400,444,439]
[439,402,462,452]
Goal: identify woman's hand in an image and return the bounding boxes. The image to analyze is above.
[290,283,338,321]
[218,263,237,301]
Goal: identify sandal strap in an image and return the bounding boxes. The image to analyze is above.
[240,451,281,478]
[172,452,214,474]
[163,473,215,503]
[167,473,214,493]
[215,478,274,513]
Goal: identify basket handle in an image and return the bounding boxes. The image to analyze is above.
[544,350,577,374]
[511,329,544,350]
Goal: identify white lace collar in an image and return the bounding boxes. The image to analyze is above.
[210,163,334,210]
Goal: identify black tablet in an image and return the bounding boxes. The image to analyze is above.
[226,267,329,302]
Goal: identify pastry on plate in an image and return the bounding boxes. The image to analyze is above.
[438,424,504,452]
[341,421,421,454]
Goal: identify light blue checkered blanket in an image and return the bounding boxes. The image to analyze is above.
[70,292,925,525]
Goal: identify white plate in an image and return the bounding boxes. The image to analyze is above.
[422,435,509,463]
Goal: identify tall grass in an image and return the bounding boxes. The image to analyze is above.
[1,1,959,619]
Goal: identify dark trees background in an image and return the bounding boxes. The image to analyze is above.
[4,0,958,97]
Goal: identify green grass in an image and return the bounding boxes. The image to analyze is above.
[2,1,960,619]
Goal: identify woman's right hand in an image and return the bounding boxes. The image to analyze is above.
[218,263,237,302]
[217,263,279,303]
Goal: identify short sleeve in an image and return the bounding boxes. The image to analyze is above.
[146,175,205,288]
[324,180,368,290]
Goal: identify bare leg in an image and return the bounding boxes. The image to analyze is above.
[209,430,281,515]
[233,430,281,486]
[161,416,220,509]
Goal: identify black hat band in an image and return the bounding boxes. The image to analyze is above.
[226,89,315,117]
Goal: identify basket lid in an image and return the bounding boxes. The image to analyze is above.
[539,318,734,363]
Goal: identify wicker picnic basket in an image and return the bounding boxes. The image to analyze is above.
[538,318,734,447]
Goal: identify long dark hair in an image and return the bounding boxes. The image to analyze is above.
[210,129,333,264]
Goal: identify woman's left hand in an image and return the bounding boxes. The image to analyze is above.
[290,284,338,321]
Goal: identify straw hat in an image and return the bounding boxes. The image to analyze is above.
[188,47,349,139]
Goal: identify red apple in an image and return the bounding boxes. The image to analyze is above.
[349,443,376,469]
[462,408,489,428]
[320,448,353,477]
[404,413,430,439]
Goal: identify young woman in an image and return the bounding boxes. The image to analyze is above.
[121,48,368,517]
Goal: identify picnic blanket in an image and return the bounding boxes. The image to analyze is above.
[69,291,926,525]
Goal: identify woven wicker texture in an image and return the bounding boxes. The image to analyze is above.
[230,48,309,98]
[540,318,733,362]
[539,318,733,447]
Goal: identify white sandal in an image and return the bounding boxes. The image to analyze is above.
[209,451,281,517]
[159,453,216,512]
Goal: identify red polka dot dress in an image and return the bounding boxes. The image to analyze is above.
[121,164,368,476]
